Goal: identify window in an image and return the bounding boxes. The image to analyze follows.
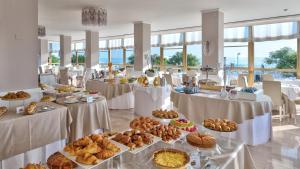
[126,48,134,65]
[110,49,123,64]
[224,27,249,42]
[48,41,60,64]
[151,47,161,65]
[161,33,184,47]
[163,46,183,66]
[224,42,248,67]
[99,50,109,64]
[186,44,202,67]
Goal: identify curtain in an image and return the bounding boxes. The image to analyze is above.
[253,22,298,42]
[161,33,184,47]
[123,37,134,48]
[224,27,249,42]
[151,35,160,47]
[99,40,107,50]
[108,39,122,49]
[185,31,202,45]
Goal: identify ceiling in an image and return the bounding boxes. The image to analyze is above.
[38,0,300,41]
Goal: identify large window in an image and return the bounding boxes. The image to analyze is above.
[126,48,134,65]
[99,50,109,64]
[186,44,202,67]
[110,49,123,64]
[163,46,183,66]
[71,42,85,65]
[48,41,60,64]
[151,47,161,65]
[224,42,248,67]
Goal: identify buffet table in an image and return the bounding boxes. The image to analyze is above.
[134,85,171,116]
[56,96,111,141]
[86,80,134,109]
[0,102,71,168]
[171,90,273,145]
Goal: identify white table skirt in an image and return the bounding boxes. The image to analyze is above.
[0,140,66,169]
[107,92,134,109]
[134,86,171,116]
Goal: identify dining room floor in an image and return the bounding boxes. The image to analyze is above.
[109,109,300,169]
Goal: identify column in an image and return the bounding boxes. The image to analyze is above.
[86,31,99,69]
[297,21,300,79]
[201,9,224,74]
[60,35,72,67]
[134,22,151,71]
[248,26,255,86]
[38,39,48,66]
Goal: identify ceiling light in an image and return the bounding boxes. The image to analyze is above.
[82,7,107,26]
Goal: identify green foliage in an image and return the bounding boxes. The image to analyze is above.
[126,52,199,67]
[72,54,85,64]
[264,47,297,69]
[51,55,60,63]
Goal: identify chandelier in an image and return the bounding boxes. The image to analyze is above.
[82,7,107,26]
[38,25,46,37]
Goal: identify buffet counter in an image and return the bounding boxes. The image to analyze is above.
[171,90,273,145]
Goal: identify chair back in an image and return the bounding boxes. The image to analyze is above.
[164,74,173,86]
[262,74,274,81]
[263,81,282,106]
[59,68,69,85]
[238,74,248,87]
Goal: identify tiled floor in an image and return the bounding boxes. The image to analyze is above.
[109,109,300,169]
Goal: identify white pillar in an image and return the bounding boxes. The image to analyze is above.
[86,31,99,69]
[134,22,151,72]
[201,9,224,73]
[60,35,72,67]
[38,39,48,66]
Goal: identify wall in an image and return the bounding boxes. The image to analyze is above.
[0,0,38,92]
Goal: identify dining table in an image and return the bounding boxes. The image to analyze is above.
[56,95,111,141]
[171,90,273,145]
[0,102,71,169]
[86,80,134,109]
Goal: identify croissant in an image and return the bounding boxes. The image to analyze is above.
[25,102,37,115]
[95,150,115,160]
[77,143,101,155]
[75,153,98,165]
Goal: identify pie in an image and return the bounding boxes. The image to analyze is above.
[153,149,189,169]
[186,132,216,148]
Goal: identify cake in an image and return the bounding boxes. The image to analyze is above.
[169,119,197,132]
[186,132,216,148]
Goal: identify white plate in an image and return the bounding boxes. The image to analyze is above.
[64,100,79,104]
[60,140,128,169]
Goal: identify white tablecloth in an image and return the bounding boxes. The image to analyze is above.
[171,90,273,145]
[134,85,171,116]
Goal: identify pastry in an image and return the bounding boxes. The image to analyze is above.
[2,91,30,100]
[22,163,46,169]
[40,95,55,102]
[112,129,154,150]
[0,106,8,117]
[129,116,160,132]
[153,149,189,169]
[24,102,37,115]
[76,153,98,165]
[186,132,216,148]
[150,125,181,142]
[152,109,179,119]
[16,91,31,98]
[47,152,77,169]
[203,118,238,132]
[170,119,197,132]
[64,134,120,165]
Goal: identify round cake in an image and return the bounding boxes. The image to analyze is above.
[186,132,216,148]
[170,119,197,132]
[47,152,77,169]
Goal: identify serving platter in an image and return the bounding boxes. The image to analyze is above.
[60,140,128,169]
[129,135,161,154]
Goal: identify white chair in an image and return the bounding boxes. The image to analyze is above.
[238,74,248,87]
[263,81,286,122]
[164,74,174,87]
[262,74,274,81]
